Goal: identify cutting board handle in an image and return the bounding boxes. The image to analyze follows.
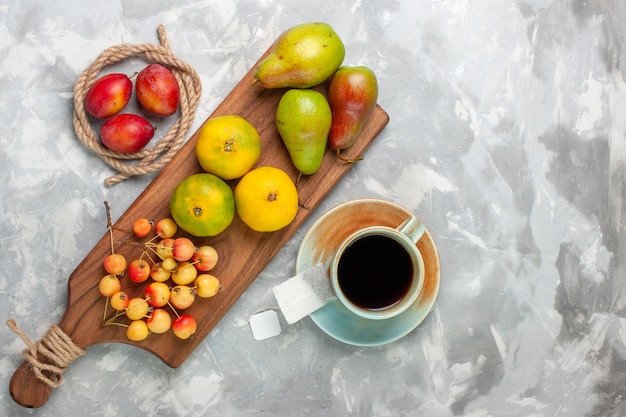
[10,361,54,408]
[7,319,85,408]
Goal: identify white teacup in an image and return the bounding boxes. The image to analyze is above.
[329,216,425,320]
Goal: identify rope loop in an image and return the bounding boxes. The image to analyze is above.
[73,25,202,187]
[7,319,85,388]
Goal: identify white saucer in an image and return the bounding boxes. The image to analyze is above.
[296,198,440,346]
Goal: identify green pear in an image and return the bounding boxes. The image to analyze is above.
[276,89,331,175]
[254,22,345,89]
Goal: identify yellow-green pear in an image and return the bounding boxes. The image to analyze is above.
[254,22,345,89]
[276,89,331,175]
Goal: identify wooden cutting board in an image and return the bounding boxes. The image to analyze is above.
[10,46,389,408]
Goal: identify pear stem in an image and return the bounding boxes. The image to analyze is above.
[294,171,311,210]
[336,148,364,163]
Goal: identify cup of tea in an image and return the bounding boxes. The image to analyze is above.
[329,215,426,320]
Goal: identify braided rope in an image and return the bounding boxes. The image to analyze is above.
[73,25,202,187]
[7,319,85,388]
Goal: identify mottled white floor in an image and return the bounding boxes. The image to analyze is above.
[2,0,626,416]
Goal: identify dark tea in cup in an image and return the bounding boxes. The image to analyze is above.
[337,233,413,310]
[330,216,426,320]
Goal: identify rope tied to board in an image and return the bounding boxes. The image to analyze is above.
[6,319,85,388]
[73,24,202,187]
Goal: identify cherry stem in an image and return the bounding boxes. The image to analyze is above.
[103,297,109,322]
[103,310,126,326]
[120,239,144,249]
[105,321,129,328]
[104,201,115,254]
[144,234,161,245]
[167,302,181,319]
[144,244,161,260]
[144,250,157,265]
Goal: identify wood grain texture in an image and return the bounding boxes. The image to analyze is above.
[10,46,388,407]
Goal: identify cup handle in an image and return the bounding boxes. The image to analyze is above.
[397,216,425,244]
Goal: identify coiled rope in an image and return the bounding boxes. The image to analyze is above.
[7,319,85,388]
[73,25,202,187]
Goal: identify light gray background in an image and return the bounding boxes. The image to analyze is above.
[2,1,626,416]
